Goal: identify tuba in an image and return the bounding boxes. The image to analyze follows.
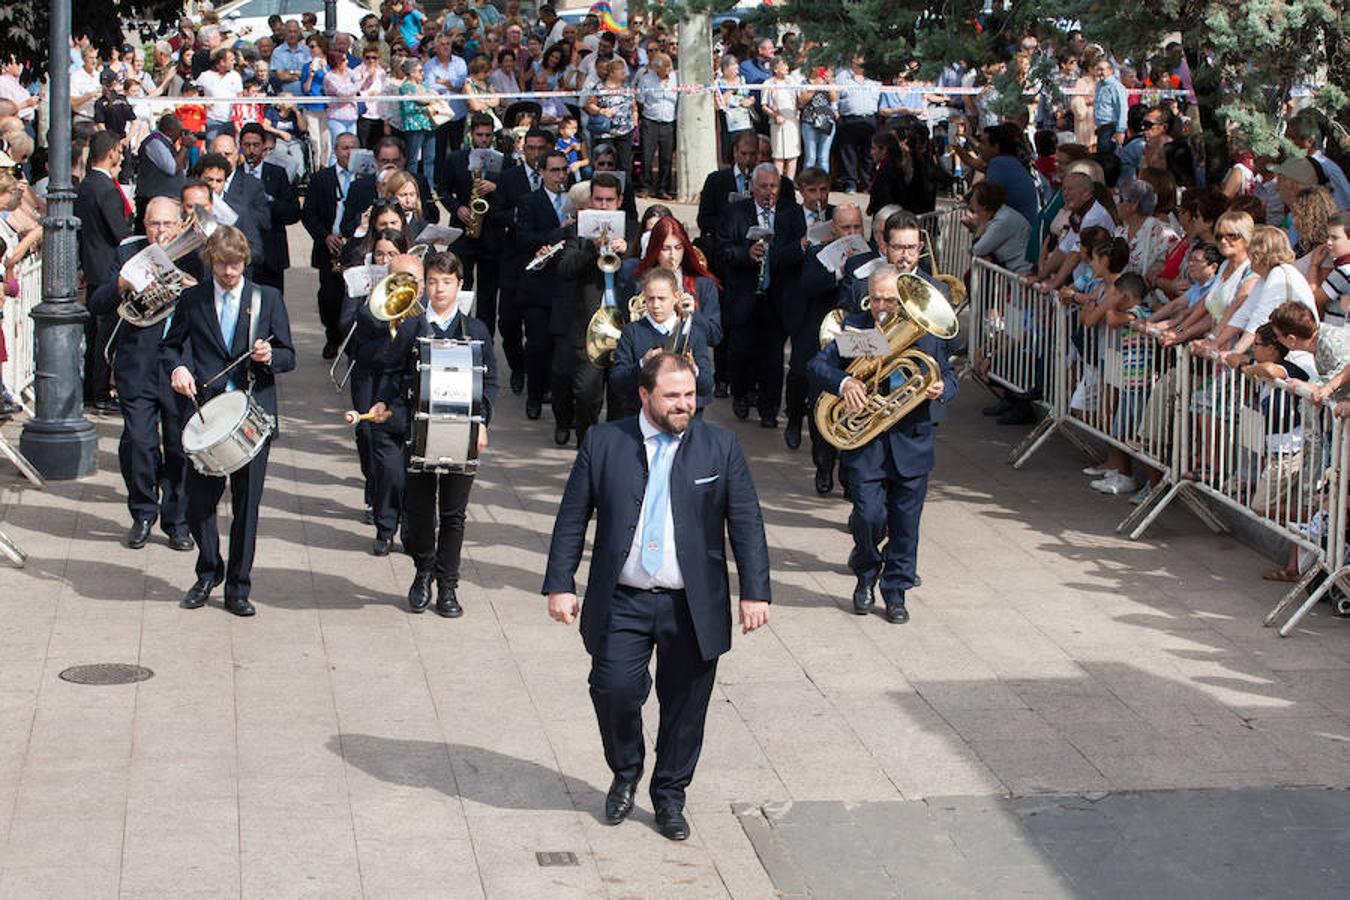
[116,205,218,327]
[585,299,627,367]
[465,168,489,239]
[368,271,425,337]
[922,227,967,309]
[814,274,958,452]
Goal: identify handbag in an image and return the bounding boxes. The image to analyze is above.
[427,98,453,127]
[723,105,752,132]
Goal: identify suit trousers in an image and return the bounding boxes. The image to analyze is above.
[550,336,576,430]
[588,586,718,811]
[187,441,270,601]
[369,425,406,541]
[571,348,607,443]
[524,307,552,404]
[316,265,346,346]
[118,391,189,532]
[846,449,928,592]
[727,292,783,418]
[348,366,376,509]
[462,252,501,337]
[83,293,115,402]
[401,469,474,586]
[640,119,675,194]
[253,263,285,291]
[836,115,876,191]
[496,271,526,376]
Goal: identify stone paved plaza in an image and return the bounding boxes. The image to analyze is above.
[2,235,1350,898]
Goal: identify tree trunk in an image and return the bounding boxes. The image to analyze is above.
[676,12,718,204]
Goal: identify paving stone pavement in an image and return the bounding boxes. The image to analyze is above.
[1,228,1349,897]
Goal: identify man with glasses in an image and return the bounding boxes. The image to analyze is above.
[270,20,308,98]
[339,135,439,237]
[499,127,557,397]
[1120,107,1165,185]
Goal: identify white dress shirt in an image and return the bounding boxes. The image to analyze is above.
[617,411,685,590]
[426,306,459,332]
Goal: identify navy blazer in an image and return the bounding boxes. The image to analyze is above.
[240,161,300,273]
[542,415,772,661]
[806,309,958,477]
[301,165,343,268]
[696,167,798,239]
[88,237,182,399]
[339,171,439,238]
[610,316,715,415]
[438,148,510,258]
[515,187,575,315]
[222,171,271,263]
[616,261,724,347]
[75,169,132,285]
[784,243,842,336]
[374,311,499,439]
[160,278,296,424]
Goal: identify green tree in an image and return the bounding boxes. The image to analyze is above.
[0,0,183,77]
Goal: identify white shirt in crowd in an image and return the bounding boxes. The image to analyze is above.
[197,67,243,124]
[69,66,100,118]
[617,411,685,591]
[1229,263,1317,335]
[1057,201,1117,254]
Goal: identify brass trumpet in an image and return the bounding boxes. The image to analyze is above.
[367,271,425,337]
[814,274,958,451]
[597,225,621,274]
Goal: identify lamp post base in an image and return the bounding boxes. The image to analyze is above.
[19,417,98,480]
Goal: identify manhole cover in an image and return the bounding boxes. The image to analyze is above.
[535,851,578,867]
[58,664,154,685]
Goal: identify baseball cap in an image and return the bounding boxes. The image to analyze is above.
[1271,156,1324,186]
[99,69,118,86]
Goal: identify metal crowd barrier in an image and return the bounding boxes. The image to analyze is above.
[966,257,1350,635]
[920,206,972,285]
[1,252,39,411]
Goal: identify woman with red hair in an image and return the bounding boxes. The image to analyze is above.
[620,215,724,346]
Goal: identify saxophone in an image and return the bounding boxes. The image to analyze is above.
[465,168,489,239]
[814,274,959,451]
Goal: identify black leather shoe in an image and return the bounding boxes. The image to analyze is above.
[510,371,525,394]
[784,418,802,449]
[852,575,877,615]
[181,575,222,609]
[883,590,909,624]
[167,531,195,552]
[913,574,923,589]
[322,341,338,360]
[224,596,257,617]
[127,519,153,549]
[814,465,834,495]
[525,400,542,420]
[363,506,375,525]
[435,584,463,618]
[732,396,750,419]
[604,777,637,825]
[759,415,778,429]
[372,537,390,556]
[654,807,690,841]
[408,571,434,613]
[553,427,571,446]
[714,381,730,399]
[94,398,119,415]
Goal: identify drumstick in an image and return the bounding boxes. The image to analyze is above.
[200,333,277,391]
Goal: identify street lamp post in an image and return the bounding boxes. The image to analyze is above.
[19,0,98,478]
[325,0,337,37]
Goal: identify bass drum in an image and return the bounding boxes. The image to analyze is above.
[409,338,486,475]
[182,391,275,477]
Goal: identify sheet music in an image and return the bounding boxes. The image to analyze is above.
[120,243,184,293]
[456,289,476,317]
[834,328,890,358]
[343,263,387,297]
[852,257,882,280]
[416,223,464,246]
[468,148,505,175]
[746,224,774,242]
[817,235,872,274]
[577,209,626,239]
[807,220,836,244]
[212,195,238,227]
[349,148,376,176]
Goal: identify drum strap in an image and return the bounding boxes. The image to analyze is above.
[239,287,262,394]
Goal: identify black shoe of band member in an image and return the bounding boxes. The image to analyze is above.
[996,401,1036,425]
[435,584,463,618]
[732,396,750,419]
[224,596,256,617]
[784,418,802,449]
[604,777,637,825]
[127,519,153,549]
[759,414,777,429]
[714,381,730,398]
[167,531,195,552]
[372,537,391,557]
[814,465,834,495]
[554,427,571,446]
[363,506,375,525]
[882,589,909,624]
[181,575,223,609]
[510,371,525,394]
[654,807,689,841]
[852,574,877,615]
[525,400,542,420]
[408,570,434,613]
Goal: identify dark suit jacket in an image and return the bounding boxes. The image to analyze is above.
[301,165,343,269]
[515,188,575,317]
[542,415,772,661]
[160,278,297,425]
[555,218,642,342]
[806,309,958,476]
[240,161,300,273]
[696,167,797,240]
[785,243,842,337]
[222,172,271,264]
[617,260,724,346]
[75,169,132,286]
[611,317,715,414]
[437,148,511,259]
[87,237,183,399]
[374,312,499,439]
[339,171,439,237]
[496,160,537,288]
[713,199,780,324]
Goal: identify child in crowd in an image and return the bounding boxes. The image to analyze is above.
[1032,129,1059,202]
[1147,242,1222,331]
[555,115,588,179]
[1319,212,1350,328]
[1092,271,1158,496]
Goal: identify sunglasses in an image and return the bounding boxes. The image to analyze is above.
[1215,232,1243,242]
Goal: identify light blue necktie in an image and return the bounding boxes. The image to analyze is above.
[219,289,239,390]
[736,172,747,193]
[552,191,564,220]
[602,269,616,309]
[640,432,676,576]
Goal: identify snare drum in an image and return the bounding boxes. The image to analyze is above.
[182,391,275,477]
[409,338,486,475]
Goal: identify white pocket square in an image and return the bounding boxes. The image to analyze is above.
[693,475,719,485]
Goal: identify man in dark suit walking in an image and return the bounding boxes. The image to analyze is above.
[808,263,958,624]
[164,226,296,617]
[438,114,509,338]
[237,123,301,291]
[204,135,271,265]
[301,132,360,358]
[544,352,771,841]
[338,135,440,238]
[85,196,196,552]
[514,150,575,425]
[496,127,554,394]
[75,130,133,411]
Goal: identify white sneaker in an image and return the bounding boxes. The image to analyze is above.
[1128,485,1151,505]
[1082,463,1111,476]
[1090,472,1139,494]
